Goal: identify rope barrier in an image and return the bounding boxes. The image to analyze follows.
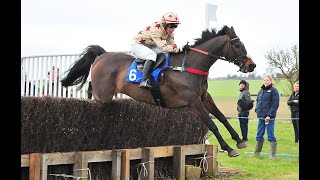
[49,173,83,179]
[49,168,91,180]
[211,115,299,121]
[245,152,299,158]
[137,161,155,178]
[192,151,216,172]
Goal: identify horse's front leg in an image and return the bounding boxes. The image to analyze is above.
[202,92,247,149]
[189,99,240,157]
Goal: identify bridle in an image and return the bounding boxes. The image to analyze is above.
[189,36,249,70]
[173,34,250,76]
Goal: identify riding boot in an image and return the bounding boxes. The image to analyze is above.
[270,141,278,160]
[139,60,154,89]
[254,141,264,155]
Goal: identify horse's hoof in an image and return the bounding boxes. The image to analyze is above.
[237,141,247,149]
[228,150,240,157]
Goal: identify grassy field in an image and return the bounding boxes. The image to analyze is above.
[205,79,299,179]
[207,120,299,179]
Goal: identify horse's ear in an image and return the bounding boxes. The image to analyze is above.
[231,26,235,32]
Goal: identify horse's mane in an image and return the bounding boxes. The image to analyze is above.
[192,26,228,46]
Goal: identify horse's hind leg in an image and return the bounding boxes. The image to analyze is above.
[202,92,247,149]
[189,98,240,157]
[91,79,116,103]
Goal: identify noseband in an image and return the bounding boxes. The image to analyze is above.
[228,37,248,69]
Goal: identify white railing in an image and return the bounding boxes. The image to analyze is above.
[21,54,129,99]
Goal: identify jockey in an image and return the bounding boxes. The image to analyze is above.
[131,12,190,89]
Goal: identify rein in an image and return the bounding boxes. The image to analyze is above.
[189,47,227,61]
[168,47,223,76]
[173,47,228,77]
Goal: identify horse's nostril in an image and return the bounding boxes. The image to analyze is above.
[249,64,256,69]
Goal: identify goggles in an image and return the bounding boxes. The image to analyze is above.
[167,24,178,28]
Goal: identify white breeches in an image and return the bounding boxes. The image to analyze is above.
[131,43,162,62]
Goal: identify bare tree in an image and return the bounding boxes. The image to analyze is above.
[265,44,299,94]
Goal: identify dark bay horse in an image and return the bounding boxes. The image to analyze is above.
[61,26,256,157]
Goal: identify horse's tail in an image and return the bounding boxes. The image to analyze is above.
[60,45,107,89]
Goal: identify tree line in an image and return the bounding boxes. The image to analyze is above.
[216,44,299,92]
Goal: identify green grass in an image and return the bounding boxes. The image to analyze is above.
[207,120,299,179]
[207,79,291,97]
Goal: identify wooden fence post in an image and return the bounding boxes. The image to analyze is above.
[73,152,88,179]
[29,153,41,180]
[205,144,218,177]
[141,148,154,180]
[112,149,122,180]
[173,146,185,180]
[121,149,130,180]
[40,154,48,180]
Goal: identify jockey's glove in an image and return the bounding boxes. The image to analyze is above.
[183,43,190,51]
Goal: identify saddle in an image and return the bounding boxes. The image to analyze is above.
[135,53,166,72]
[126,53,170,107]
[126,53,170,84]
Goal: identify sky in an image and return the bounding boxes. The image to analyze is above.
[21,0,299,78]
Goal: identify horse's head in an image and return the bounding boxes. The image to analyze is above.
[221,26,256,73]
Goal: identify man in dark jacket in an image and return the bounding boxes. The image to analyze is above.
[287,82,299,143]
[237,80,252,141]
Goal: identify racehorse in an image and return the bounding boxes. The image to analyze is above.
[60,26,256,157]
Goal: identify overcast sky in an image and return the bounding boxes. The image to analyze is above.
[21,0,299,78]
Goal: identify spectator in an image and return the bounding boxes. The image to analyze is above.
[254,75,280,160]
[287,82,299,143]
[237,80,252,142]
[22,74,28,96]
[43,66,64,96]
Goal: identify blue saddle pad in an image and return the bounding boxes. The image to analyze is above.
[126,54,171,84]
